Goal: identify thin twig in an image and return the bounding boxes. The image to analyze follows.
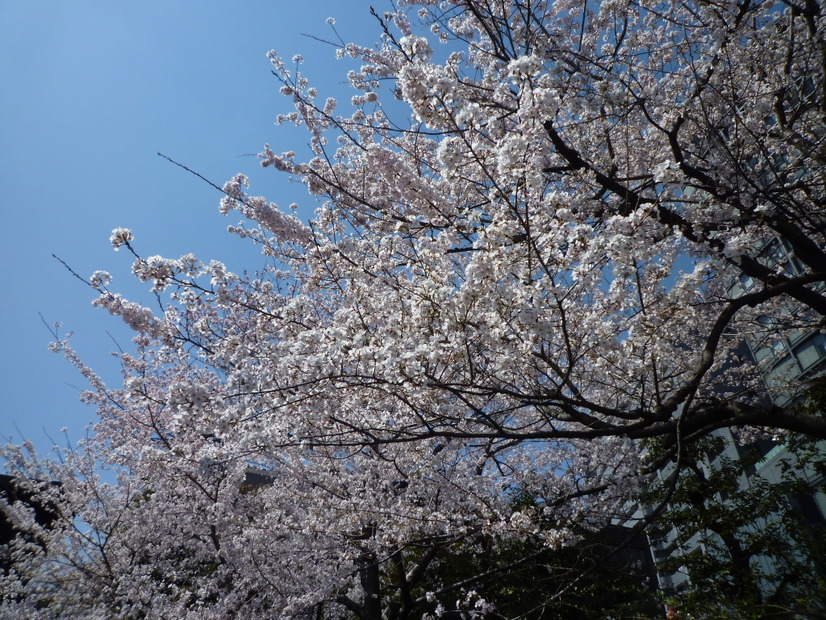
[51,254,93,288]
[157,152,229,196]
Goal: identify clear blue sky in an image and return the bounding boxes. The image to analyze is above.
[1,1,380,453]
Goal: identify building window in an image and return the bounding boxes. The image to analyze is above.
[793,333,826,371]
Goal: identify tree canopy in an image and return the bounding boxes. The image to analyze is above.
[3,0,826,617]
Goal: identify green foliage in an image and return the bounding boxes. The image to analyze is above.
[645,433,826,619]
[398,528,662,619]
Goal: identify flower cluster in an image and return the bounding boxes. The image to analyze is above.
[109,227,133,250]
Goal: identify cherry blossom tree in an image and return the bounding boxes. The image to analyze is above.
[3,0,826,616]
